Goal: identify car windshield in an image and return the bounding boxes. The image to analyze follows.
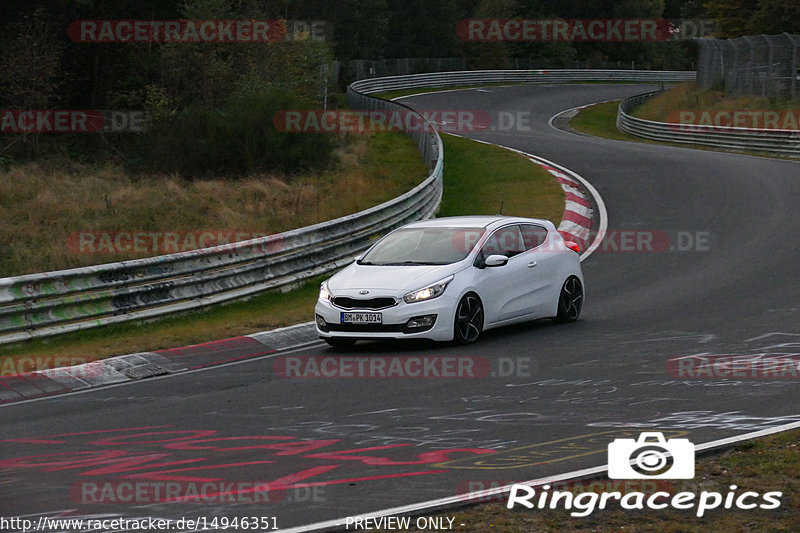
[359,227,485,266]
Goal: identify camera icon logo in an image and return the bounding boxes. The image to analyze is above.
[608,432,695,479]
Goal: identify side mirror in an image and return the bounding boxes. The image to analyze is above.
[484,254,509,267]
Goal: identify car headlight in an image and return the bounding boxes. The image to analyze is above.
[319,281,332,303]
[403,275,454,304]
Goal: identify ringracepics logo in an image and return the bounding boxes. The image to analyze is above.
[507,432,783,517]
[607,432,694,479]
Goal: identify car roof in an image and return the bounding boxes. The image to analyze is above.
[402,215,554,230]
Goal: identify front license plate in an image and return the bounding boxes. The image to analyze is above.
[341,312,382,324]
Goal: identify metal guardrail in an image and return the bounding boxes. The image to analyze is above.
[0,88,443,344]
[0,69,694,345]
[617,91,800,157]
[350,69,695,94]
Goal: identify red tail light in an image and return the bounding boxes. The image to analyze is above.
[565,240,580,253]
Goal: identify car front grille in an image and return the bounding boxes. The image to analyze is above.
[332,296,397,310]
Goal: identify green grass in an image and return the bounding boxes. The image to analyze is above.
[633,82,798,124]
[400,428,800,532]
[569,89,798,160]
[0,130,564,370]
[0,131,426,276]
[439,133,563,223]
[568,101,640,142]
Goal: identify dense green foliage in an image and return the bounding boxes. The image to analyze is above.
[0,0,794,174]
[0,0,336,175]
[138,86,334,176]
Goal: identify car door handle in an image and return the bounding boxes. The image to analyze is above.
[527,261,537,268]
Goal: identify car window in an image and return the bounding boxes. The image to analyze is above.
[480,225,526,258]
[360,227,485,265]
[520,224,548,250]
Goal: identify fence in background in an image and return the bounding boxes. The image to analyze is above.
[697,34,800,100]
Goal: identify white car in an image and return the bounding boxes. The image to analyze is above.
[314,215,584,347]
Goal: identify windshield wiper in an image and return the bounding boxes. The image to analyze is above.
[376,261,441,266]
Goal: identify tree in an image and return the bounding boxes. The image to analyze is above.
[0,7,63,109]
[464,0,517,69]
[703,0,759,37]
[748,0,800,34]
[287,0,388,60]
[384,0,470,58]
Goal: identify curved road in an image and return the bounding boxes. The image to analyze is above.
[2,84,799,530]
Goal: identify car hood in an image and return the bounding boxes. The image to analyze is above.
[328,263,461,293]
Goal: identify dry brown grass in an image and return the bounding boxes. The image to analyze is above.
[633,82,798,126]
[0,132,425,276]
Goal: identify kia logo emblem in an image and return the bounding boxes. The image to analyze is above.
[359,290,370,295]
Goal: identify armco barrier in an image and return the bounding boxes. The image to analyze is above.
[0,69,693,345]
[617,91,800,157]
[349,69,695,94]
[0,93,443,345]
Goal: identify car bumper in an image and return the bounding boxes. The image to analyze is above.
[314,295,458,342]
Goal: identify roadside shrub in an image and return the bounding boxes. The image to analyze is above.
[132,87,335,178]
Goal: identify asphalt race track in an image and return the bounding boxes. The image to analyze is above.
[2,84,800,531]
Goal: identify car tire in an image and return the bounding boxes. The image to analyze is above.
[553,276,583,323]
[324,338,357,350]
[453,293,484,344]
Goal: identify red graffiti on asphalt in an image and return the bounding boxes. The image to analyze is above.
[1,426,495,502]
